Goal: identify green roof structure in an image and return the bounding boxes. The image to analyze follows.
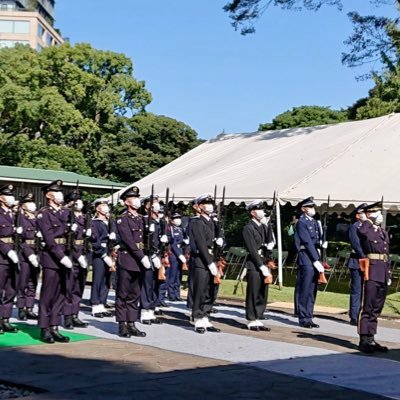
[0,165,125,189]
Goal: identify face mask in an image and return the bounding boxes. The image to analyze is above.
[358,213,367,222]
[203,204,214,214]
[98,205,110,215]
[306,208,316,217]
[53,192,64,205]
[25,202,37,213]
[158,213,164,219]
[374,214,383,225]
[74,199,84,211]
[152,202,161,212]
[254,210,265,220]
[131,198,141,210]
[260,216,267,225]
[3,195,15,208]
[173,218,182,226]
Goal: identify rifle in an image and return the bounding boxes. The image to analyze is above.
[108,185,116,272]
[67,180,79,256]
[83,202,92,255]
[14,202,22,271]
[319,195,330,285]
[158,187,169,281]
[214,186,227,285]
[262,192,277,284]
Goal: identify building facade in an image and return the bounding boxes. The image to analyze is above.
[0,0,62,50]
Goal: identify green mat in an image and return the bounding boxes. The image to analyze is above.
[0,323,97,347]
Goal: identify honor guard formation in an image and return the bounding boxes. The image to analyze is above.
[0,181,391,353]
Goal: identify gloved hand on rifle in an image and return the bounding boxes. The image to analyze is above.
[85,228,92,237]
[320,241,328,249]
[16,226,23,234]
[160,235,168,244]
[78,255,88,269]
[141,256,152,269]
[28,254,39,268]
[259,265,271,277]
[102,255,113,268]
[208,262,218,276]
[313,261,325,273]
[61,256,73,269]
[109,232,116,241]
[151,255,161,269]
[179,254,187,264]
[215,237,224,247]
[183,238,190,245]
[7,250,19,264]
[266,242,275,251]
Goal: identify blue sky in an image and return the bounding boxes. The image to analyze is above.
[56,0,396,139]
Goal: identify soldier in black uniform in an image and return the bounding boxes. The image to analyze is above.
[63,190,90,329]
[357,201,390,353]
[0,184,19,334]
[190,194,220,334]
[140,195,163,325]
[242,200,273,331]
[37,180,70,343]
[115,186,147,338]
[16,193,40,321]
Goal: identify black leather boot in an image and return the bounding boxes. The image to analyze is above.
[359,335,375,353]
[40,328,54,343]
[72,315,88,328]
[18,308,27,321]
[0,319,4,334]
[2,318,18,333]
[64,315,74,330]
[127,322,146,337]
[118,322,131,338]
[50,326,70,343]
[369,335,388,352]
[26,308,38,320]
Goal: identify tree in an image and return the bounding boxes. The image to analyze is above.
[223,1,400,69]
[96,113,202,183]
[258,105,348,130]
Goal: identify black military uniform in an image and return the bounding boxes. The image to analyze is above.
[191,194,220,334]
[242,200,272,331]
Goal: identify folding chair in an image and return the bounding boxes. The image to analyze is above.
[223,247,248,280]
[336,250,351,281]
[323,256,339,292]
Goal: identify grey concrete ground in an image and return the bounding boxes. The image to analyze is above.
[1,287,400,399]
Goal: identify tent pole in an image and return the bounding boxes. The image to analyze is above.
[276,193,283,289]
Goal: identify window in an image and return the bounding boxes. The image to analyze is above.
[45,32,52,46]
[0,39,30,48]
[37,23,44,38]
[37,44,42,51]
[14,21,30,34]
[0,20,30,34]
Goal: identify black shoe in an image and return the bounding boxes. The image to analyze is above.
[210,308,218,314]
[93,313,104,318]
[40,328,54,343]
[350,319,358,326]
[310,322,320,328]
[18,308,27,321]
[141,319,152,325]
[2,319,18,333]
[249,326,260,331]
[151,318,162,324]
[26,308,38,320]
[206,326,221,333]
[159,301,169,308]
[118,322,131,338]
[127,322,146,337]
[104,303,114,309]
[195,327,206,334]
[102,311,114,317]
[299,322,313,329]
[64,315,74,330]
[259,326,271,332]
[154,309,163,316]
[72,315,88,328]
[50,326,70,343]
[359,342,376,354]
[371,340,389,352]
[175,297,183,301]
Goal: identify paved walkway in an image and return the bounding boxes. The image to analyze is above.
[1,288,400,399]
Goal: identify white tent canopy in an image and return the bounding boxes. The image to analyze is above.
[113,113,400,212]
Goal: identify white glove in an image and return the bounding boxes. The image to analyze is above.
[151,255,161,269]
[141,255,151,269]
[149,223,155,233]
[160,234,168,243]
[183,238,190,245]
[71,223,78,232]
[36,231,43,238]
[313,261,325,273]
[28,254,39,268]
[85,228,92,237]
[78,255,88,269]
[16,226,23,234]
[102,255,113,268]
[266,242,275,250]
[109,232,116,241]
[321,241,328,249]
[7,250,19,264]
[260,265,271,277]
[216,237,224,247]
[61,256,73,269]
[179,254,187,264]
[208,262,218,276]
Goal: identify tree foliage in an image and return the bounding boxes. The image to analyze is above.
[259,105,348,130]
[0,44,200,183]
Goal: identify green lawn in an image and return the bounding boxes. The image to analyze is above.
[214,277,400,317]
